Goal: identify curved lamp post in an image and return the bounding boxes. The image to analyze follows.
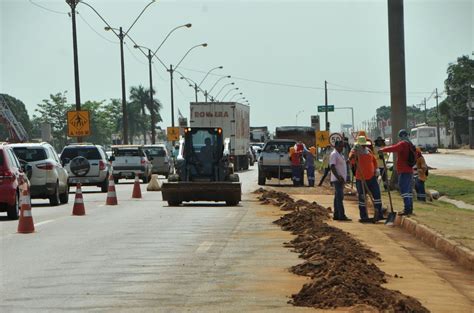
[133,23,191,144]
[228,92,243,101]
[214,82,235,101]
[221,87,239,102]
[79,0,156,144]
[207,75,231,102]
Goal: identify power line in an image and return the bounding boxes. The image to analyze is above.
[152,62,168,82]
[124,41,147,65]
[76,11,119,45]
[28,0,68,15]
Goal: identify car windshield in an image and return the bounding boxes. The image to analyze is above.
[145,147,166,157]
[61,147,101,160]
[263,142,294,153]
[191,130,218,152]
[12,147,47,162]
[113,149,141,157]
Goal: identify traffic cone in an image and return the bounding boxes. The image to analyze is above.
[132,173,142,199]
[72,183,86,216]
[106,173,118,205]
[18,185,35,233]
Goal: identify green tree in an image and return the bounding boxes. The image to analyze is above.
[0,93,33,141]
[129,85,163,144]
[32,92,72,150]
[439,55,474,144]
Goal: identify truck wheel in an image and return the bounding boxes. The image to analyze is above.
[114,178,119,184]
[168,200,181,206]
[101,177,109,193]
[226,200,239,206]
[258,172,266,186]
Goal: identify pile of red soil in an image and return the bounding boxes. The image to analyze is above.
[255,188,430,313]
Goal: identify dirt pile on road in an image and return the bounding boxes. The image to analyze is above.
[255,188,430,313]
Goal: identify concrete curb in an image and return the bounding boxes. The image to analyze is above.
[394,215,474,271]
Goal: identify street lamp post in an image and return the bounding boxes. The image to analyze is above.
[81,0,156,144]
[167,43,207,127]
[65,0,82,142]
[335,107,355,133]
[214,82,235,101]
[221,87,239,102]
[228,92,243,102]
[133,23,192,144]
[198,66,223,101]
[206,75,231,102]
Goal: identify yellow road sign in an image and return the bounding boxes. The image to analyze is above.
[167,127,180,141]
[316,130,329,147]
[67,110,90,137]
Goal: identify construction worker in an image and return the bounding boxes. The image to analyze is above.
[349,136,384,222]
[289,146,303,186]
[295,142,305,186]
[414,147,428,202]
[380,129,416,216]
[374,136,388,190]
[304,146,316,187]
[330,140,351,221]
[318,145,332,186]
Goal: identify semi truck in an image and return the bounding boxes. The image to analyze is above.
[250,126,270,143]
[274,126,316,148]
[190,102,250,171]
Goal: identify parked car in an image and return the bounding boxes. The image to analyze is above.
[257,139,296,185]
[0,144,30,219]
[10,142,69,205]
[111,145,153,183]
[251,143,264,158]
[60,144,112,192]
[143,144,171,178]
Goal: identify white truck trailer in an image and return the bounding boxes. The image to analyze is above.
[190,102,250,171]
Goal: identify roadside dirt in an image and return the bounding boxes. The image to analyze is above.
[255,188,430,313]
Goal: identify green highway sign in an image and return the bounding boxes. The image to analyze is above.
[318,105,334,112]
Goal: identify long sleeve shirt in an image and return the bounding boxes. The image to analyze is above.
[349,147,377,180]
[380,140,413,174]
[416,155,428,181]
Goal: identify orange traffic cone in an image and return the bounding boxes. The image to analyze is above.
[18,185,35,233]
[72,183,86,216]
[106,173,118,205]
[132,173,142,199]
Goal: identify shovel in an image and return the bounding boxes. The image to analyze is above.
[381,155,396,225]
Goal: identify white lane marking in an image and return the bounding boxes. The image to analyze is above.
[195,241,213,253]
[34,219,55,227]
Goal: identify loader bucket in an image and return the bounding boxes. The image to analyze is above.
[161,182,241,205]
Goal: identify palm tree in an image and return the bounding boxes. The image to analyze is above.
[129,85,163,144]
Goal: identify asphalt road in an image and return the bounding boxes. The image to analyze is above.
[423,152,474,171]
[0,169,309,313]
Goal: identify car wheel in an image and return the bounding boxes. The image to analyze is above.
[101,177,109,193]
[49,183,60,206]
[7,191,20,220]
[59,185,69,204]
[114,178,119,184]
[258,171,266,186]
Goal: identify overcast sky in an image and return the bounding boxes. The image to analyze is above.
[1,0,472,135]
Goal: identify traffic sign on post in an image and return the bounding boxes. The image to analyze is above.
[67,110,90,137]
[318,105,334,112]
[329,132,343,147]
[167,127,180,141]
[316,130,329,147]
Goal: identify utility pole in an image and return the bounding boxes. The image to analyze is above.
[435,88,441,148]
[194,83,199,102]
[469,85,473,149]
[66,0,82,142]
[147,49,156,144]
[324,80,329,131]
[169,64,175,128]
[387,0,407,143]
[119,27,129,144]
[423,97,427,124]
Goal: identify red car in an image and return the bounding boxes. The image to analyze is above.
[0,144,29,220]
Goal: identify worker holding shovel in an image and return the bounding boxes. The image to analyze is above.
[349,136,384,223]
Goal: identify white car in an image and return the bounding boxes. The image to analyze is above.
[111,145,153,183]
[10,142,69,205]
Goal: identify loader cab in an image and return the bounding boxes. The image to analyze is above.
[182,127,224,181]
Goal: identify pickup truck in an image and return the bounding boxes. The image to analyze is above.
[257,139,296,185]
[111,145,153,183]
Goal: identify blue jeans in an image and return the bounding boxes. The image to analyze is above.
[291,165,302,186]
[415,178,426,202]
[306,166,315,187]
[399,173,414,214]
[355,176,383,220]
[333,181,346,219]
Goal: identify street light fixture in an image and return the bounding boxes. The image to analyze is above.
[80,0,156,144]
[180,76,202,102]
[132,23,192,143]
[228,92,243,101]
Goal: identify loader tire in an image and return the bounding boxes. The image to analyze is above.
[228,174,240,182]
[168,200,182,206]
[168,174,179,182]
[226,200,239,206]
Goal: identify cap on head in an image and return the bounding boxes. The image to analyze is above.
[398,129,408,138]
[357,130,367,138]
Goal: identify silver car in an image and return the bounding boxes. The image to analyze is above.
[143,144,171,178]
